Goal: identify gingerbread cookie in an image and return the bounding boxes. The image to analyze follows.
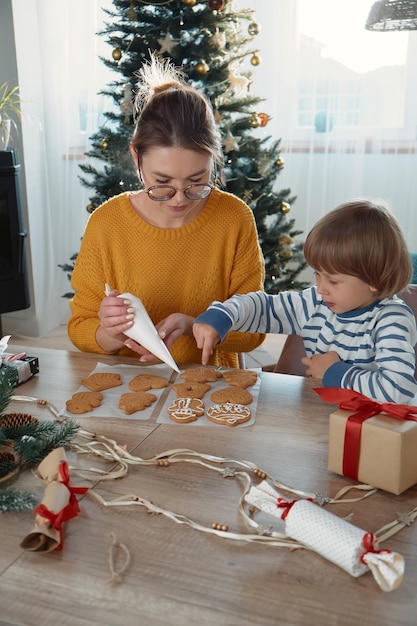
[168,398,205,424]
[180,367,222,383]
[128,374,169,391]
[81,372,122,391]
[172,382,211,399]
[210,386,253,405]
[206,403,251,427]
[66,391,103,414]
[118,391,157,415]
[222,369,258,388]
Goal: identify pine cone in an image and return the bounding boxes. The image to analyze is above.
[0,413,39,428]
[0,450,15,464]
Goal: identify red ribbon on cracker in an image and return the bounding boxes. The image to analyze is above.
[20,448,89,552]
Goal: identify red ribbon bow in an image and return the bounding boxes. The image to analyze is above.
[277,497,313,521]
[33,501,79,550]
[32,461,89,551]
[360,532,390,565]
[277,497,296,520]
[58,461,89,516]
[314,388,417,480]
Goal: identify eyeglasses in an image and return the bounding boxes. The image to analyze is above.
[144,183,213,201]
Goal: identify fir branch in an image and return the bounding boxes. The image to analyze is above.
[0,365,19,415]
[0,486,36,512]
[11,420,80,466]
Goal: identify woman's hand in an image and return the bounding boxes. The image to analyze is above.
[193,322,221,365]
[96,290,136,352]
[124,313,195,364]
[301,351,340,379]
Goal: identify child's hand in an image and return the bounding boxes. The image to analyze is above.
[301,351,340,379]
[193,322,220,364]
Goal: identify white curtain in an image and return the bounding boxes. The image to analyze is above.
[241,0,417,281]
[5,0,114,335]
[4,0,417,336]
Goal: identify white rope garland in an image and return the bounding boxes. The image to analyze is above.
[10,395,416,553]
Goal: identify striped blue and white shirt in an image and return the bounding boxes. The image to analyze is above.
[195,287,417,404]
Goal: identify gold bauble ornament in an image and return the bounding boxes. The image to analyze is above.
[281,201,291,214]
[87,203,95,214]
[183,0,197,5]
[249,113,260,128]
[250,53,261,67]
[100,138,108,150]
[112,48,122,61]
[248,21,260,36]
[195,60,209,76]
[276,156,284,168]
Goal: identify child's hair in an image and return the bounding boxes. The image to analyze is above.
[131,53,223,180]
[303,198,412,298]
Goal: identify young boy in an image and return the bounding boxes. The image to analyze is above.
[193,199,417,404]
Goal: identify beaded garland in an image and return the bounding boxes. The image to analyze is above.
[12,393,417,589]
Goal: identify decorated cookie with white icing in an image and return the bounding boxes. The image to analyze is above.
[168,397,205,423]
[206,403,251,427]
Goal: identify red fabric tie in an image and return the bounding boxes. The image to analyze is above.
[276,497,296,520]
[314,388,417,480]
[277,497,313,521]
[58,461,89,515]
[33,501,79,550]
[360,532,390,565]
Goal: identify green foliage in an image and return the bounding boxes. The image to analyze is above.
[0,365,18,414]
[62,0,308,294]
[0,487,36,513]
[0,419,79,479]
[0,365,79,512]
[0,82,22,122]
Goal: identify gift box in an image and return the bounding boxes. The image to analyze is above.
[314,388,417,495]
[3,354,39,384]
[328,408,417,494]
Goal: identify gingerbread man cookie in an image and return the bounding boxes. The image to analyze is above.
[168,398,205,424]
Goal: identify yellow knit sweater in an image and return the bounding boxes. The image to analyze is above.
[68,189,265,368]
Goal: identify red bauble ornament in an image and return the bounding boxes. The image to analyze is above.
[258,113,269,127]
[208,0,225,11]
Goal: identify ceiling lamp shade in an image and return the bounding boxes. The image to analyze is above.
[365,0,417,30]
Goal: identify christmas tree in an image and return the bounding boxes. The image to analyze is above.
[73,0,308,293]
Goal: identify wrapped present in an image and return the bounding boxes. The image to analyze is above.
[245,480,404,591]
[315,388,417,495]
[0,334,39,384]
[20,447,88,552]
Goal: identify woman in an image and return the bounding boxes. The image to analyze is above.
[68,54,265,368]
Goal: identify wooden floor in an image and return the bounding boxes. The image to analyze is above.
[8,325,285,371]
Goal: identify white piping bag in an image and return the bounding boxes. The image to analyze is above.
[105,284,180,373]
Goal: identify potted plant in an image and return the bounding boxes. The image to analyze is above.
[0,82,21,151]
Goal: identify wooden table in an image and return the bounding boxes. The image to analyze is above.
[1,346,416,626]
